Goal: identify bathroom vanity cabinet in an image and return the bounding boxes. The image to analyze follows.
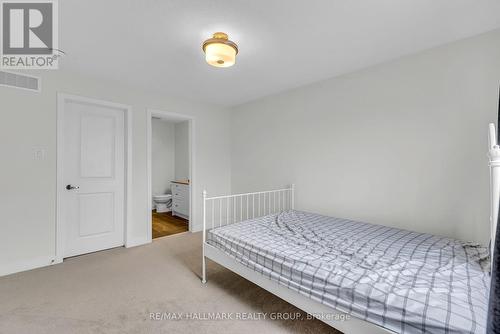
[171,181,189,219]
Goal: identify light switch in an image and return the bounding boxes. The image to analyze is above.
[33,147,46,160]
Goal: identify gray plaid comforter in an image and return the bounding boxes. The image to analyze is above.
[207,210,490,333]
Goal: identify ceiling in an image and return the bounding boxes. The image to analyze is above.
[60,0,500,107]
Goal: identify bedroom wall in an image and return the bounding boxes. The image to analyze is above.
[152,119,176,196]
[0,70,231,276]
[230,29,500,245]
[174,121,190,181]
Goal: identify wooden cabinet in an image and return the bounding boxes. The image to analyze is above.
[171,182,189,219]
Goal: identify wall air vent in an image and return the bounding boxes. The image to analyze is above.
[0,70,40,92]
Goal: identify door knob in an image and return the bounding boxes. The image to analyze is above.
[66,184,80,190]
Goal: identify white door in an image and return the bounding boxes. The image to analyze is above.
[61,98,125,258]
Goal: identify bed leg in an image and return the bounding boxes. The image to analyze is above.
[202,190,207,284]
[202,255,207,284]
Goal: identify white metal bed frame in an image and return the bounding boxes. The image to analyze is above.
[489,123,500,261]
[201,123,500,334]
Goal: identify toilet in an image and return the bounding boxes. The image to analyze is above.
[153,194,172,213]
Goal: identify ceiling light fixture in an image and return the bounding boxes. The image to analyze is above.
[202,32,238,68]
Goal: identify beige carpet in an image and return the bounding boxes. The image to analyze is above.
[0,232,339,334]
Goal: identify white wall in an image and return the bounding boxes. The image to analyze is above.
[152,119,175,196]
[0,70,231,276]
[231,29,500,245]
[174,121,190,181]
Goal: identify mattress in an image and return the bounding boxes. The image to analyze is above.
[206,210,490,334]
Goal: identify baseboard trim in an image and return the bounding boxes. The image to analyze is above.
[0,255,59,277]
[1,239,150,277]
[125,237,150,248]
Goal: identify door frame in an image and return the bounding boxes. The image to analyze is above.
[55,93,133,263]
[146,108,195,241]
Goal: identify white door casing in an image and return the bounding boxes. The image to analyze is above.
[58,95,128,258]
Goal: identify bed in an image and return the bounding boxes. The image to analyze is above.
[201,124,500,334]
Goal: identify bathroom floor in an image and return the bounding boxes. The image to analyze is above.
[152,211,188,239]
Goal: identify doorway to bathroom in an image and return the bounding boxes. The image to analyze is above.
[146,109,194,240]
